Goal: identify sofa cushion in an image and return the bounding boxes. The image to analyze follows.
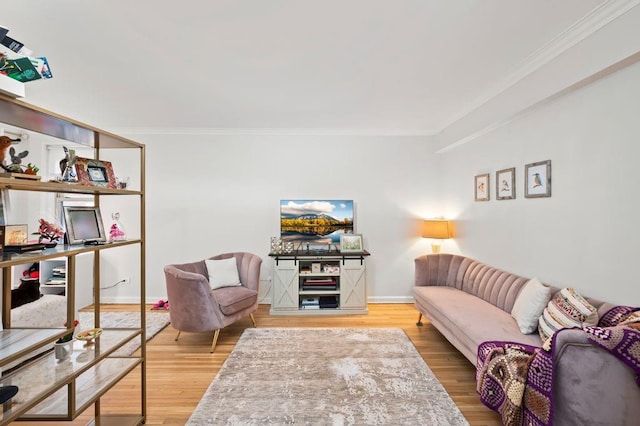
[205,257,241,290]
[510,277,552,334]
[414,286,542,362]
[214,286,258,316]
[538,287,599,342]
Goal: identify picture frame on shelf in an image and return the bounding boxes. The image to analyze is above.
[340,234,363,253]
[62,206,107,244]
[525,160,552,198]
[496,167,516,200]
[74,157,117,189]
[3,224,28,245]
[474,173,490,201]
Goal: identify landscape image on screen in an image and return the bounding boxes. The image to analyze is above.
[280,200,354,243]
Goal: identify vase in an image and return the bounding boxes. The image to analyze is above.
[54,340,73,362]
[44,242,58,249]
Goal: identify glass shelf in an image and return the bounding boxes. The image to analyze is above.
[0,329,65,368]
[0,329,140,424]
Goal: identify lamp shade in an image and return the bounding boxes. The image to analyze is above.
[422,220,451,239]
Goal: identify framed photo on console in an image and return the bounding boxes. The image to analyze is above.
[340,234,363,253]
[74,157,117,189]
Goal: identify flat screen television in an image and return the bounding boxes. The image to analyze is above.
[280,199,354,244]
[63,206,107,244]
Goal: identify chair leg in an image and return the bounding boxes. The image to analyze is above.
[175,331,181,341]
[250,313,257,328]
[210,329,221,353]
[416,313,423,326]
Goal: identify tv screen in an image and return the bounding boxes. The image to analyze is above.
[63,206,107,244]
[280,199,354,243]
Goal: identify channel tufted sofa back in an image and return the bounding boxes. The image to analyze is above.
[415,254,532,312]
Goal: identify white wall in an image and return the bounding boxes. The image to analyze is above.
[439,59,640,306]
[118,134,441,304]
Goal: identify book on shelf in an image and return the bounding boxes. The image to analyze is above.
[304,278,336,284]
[301,304,320,309]
[301,297,319,307]
[302,285,336,291]
[319,296,339,309]
[46,278,66,285]
[0,57,41,82]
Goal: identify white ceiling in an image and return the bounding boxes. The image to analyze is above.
[2,0,612,135]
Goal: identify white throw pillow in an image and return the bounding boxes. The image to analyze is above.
[205,257,241,290]
[511,277,552,334]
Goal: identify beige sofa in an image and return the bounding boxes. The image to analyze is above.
[413,253,640,426]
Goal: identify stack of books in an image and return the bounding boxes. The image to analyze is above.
[0,25,52,82]
[300,297,320,310]
[302,277,337,291]
[46,266,66,285]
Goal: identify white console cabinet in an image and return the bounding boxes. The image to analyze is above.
[270,250,369,315]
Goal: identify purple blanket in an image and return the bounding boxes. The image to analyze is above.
[476,306,640,426]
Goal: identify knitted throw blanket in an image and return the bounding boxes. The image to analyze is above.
[476,306,640,426]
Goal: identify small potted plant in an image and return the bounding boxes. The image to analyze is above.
[37,218,65,248]
[55,319,78,361]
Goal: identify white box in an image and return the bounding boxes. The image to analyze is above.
[0,74,25,98]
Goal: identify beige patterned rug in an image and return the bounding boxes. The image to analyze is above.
[187,328,468,425]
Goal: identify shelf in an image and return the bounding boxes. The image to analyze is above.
[0,93,146,425]
[0,329,140,423]
[0,239,142,268]
[299,290,340,295]
[23,357,141,419]
[0,329,65,368]
[0,177,141,195]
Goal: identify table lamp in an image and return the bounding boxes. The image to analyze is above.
[422,219,452,254]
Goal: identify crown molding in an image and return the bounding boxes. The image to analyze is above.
[437,0,640,134]
[107,127,435,137]
[436,49,640,154]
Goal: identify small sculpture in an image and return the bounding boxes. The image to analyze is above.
[0,135,21,171]
[59,146,77,181]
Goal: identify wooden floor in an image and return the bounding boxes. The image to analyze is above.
[15,304,501,426]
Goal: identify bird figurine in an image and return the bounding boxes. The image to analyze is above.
[533,173,543,188]
[0,135,20,171]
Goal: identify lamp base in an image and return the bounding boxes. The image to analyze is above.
[431,241,441,254]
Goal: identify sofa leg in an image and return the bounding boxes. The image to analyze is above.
[250,313,257,328]
[210,329,220,353]
[175,331,181,341]
[416,313,423,326]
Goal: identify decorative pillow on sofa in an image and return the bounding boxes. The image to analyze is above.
[205,257,241,290]
[511,277,552,334]
[538,287,598,342]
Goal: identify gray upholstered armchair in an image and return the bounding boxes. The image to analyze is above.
[163,252,262,352]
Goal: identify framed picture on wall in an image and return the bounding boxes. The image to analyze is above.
[525,160,551,198]
[496,167,515,200]
[474,173,490,201]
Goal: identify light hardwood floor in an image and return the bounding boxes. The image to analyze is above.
[16,304,501,426]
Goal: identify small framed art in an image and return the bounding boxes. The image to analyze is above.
[474,173,490,201]
[525,160,551,198]
[496,167,515,200]
[74,157,117,189]
[3,224,28,245]
[340,234,363,253]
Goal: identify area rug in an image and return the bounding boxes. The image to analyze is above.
[78,310,170,355]
[187,328,468,425]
